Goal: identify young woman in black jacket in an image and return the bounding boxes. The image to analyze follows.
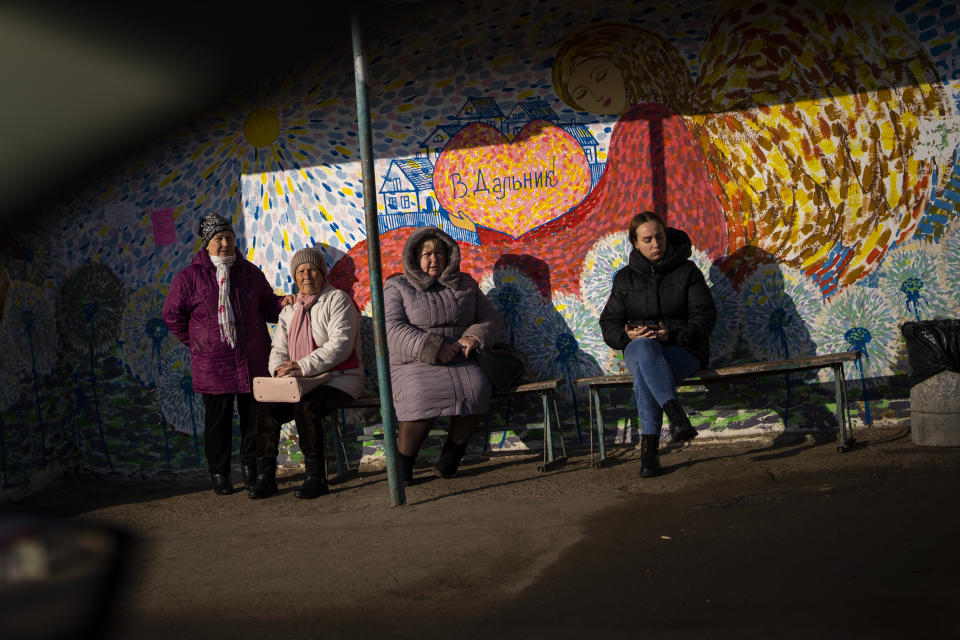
[598,212,717,477]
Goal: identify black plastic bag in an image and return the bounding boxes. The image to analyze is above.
[475,343,528,392]
[900,319,960,388]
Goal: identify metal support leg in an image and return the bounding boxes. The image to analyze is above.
[834,363,855,452]
[591,387,607,467]
[539,390,567,472]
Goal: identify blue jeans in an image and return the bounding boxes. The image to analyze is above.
[623,339,701,436]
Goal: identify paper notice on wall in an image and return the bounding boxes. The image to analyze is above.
[103,202,139,228]
[152,209,176,245]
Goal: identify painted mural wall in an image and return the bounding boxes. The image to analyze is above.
[2,0,959,497]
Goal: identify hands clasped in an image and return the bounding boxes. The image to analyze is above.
[625,322,667,343]
[437,336,481,363]
[275,361,303,377]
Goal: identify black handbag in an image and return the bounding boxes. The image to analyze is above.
[475,343,528,392]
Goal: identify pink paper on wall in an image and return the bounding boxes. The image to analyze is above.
[152,209,176,245]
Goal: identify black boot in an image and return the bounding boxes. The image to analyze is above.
[639,434,662,478]
[664,399,698,443]
[248,457,278,499]
[434,439,468,479]
[241,463,257,491]
[294,457,329,499]
[210,472,233,495]
[398,453,417,485]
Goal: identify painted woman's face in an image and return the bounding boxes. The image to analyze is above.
[567,57,627,115]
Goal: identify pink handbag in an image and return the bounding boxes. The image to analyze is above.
[253,373,331,403]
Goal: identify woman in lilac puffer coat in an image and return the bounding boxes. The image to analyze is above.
[162,213,291,495]
[384,227,501,484]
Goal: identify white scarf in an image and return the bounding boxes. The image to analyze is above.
[210,255,237,349]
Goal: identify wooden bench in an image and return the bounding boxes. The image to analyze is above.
[326,378,569,475]
[574,351,862,467]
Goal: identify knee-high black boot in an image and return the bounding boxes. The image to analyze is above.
[664,399,698,443]
[295,457,329,499]
[434,439,468,479]
[210,472,233,495]
[639,434,662,478]
[398,453,417,485]
[248,456,278,499]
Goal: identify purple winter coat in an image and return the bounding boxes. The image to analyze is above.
[162,249,283,394]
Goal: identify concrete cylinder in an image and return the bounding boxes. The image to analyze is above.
[911,371,960,446]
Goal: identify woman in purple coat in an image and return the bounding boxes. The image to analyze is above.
[384,227,502,484]
[163,213,291,495]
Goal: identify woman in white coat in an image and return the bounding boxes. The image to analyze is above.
[249,247,365,499]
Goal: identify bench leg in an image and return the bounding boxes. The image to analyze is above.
[834,363,856,452]
[591,387,608,468]
[332,408,355,476]
[539,390,567,472]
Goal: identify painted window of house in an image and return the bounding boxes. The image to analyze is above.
[394,178,401,190]
[401,195,411,208]
[388,197,397,210]
[585,147,594,163]
[434,134,444,142]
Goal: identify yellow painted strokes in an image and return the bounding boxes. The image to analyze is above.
[159,170,180,187]
[800,240,833,269]
[202,160,222,181]
[318,205,330,221]
[263,192,270,211]
[584,258,596,271]
[342,187,354,196]
[335,145,352,157]
[299,168,310,181]
[275,176,284,196]
[287,176,295,194]
[885,175,900,209]
[491,55,513,66]
[794,185,810,210]
[386,79,408,91]
[261,172,268,185]
[397,104,415,112]
[819,136,836,155]
[295,152,308,163]
[228,180,238,200]
[435,79,452,88]
[778,184,794,206]
[880,120,895,154]
[248,247,255,261]
[300,218,309,235]
[196,193,207,206]
[283,229,291,252]
[859,225,885,259]
[335,228,345,245]
[907,158,919,184]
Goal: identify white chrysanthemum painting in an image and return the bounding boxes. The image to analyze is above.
[2,281,57,383]
[811,284,900,381]
[121,284,177,387]
[579,232,630,316]
[740,262,823,362]
[0,323,21,410]
[157,343,205,456]
[877,240,952,323]
[518,293,607,385]
[936,222,960,315]
[690,248,741,364]
[479,266,545,347]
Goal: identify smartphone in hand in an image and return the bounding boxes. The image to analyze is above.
[627,321,660,331]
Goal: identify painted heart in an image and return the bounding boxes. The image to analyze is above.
[433,120,592,238]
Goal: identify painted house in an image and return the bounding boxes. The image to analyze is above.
[504,99,561,138]
[451,97,505,131]
[379,155,437,215]
[420,124,465,164]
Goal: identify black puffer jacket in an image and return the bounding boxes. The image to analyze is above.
[599,227,717,367]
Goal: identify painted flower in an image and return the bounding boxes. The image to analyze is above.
[877,240,952,323]
[0,323,21,410]
[121,284,178,386]
[157,343,205,441]
[579,232,630,316]
[479,266,545,346]
[1,281,57,383]
[690,247,741,364]
[519,292,606,391]
[810,285,900,381]
[936,222,960,315]
[740,262,822,362]
[58,262,125,354]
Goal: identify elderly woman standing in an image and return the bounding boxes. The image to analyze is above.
[163,212,291,495]
[249,247,364,499]
[384,227,502,484]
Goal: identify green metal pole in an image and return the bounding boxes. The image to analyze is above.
[351,8,405,506]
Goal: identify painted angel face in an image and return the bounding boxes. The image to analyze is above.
[567,57,627,115]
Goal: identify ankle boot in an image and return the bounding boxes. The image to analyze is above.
[434,439,468,479]
[294,457,329,499]
[248,456,278,499]
[398,453,417,485]
[639,434,662,477]
[664,399,698,443]
[210,472,233,495]
[241,463,257,491]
